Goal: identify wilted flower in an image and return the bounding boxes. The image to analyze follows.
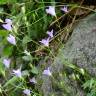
[23,89,31,96]
[3,58,11,68]
[2,19,12,31]
[29,77,37,84]
[39,37,50,46]
[61,6,68,13]
[12,68,22,78]
[7,34,16,45]
[47,29,54,38]
[43,67,52,76]
[46,6,56,16]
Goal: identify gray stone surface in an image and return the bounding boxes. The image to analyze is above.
[62,13,96,76]
[37,13,96,96]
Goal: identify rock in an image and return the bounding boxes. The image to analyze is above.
[62,13,96,76]
[37,13,96,96]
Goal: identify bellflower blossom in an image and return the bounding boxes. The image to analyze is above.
[23,89,31,96]
[47,29,54,38]
[39,37,50,46]
[3,58,11,68]
[46,6,56,16]
[7,34,16,45]
[12,68,22,78]
[43,67,52,76]
[5,19,12,24]
[29,77,37,84]
[61,6,68,13]
[2,19,12,31]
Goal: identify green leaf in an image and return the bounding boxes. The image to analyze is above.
[22,70,29,76]
[31,66,38,74]
[22,36,31,44]
[3,46,13,56]
[0,0,17,4]
[0,62,5,77]
[83,78,95,89]
[3,76,18,88]
[0,30,8,37]
[0,8,3,13]
[22,55,32,61]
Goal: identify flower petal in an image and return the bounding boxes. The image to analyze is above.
[12,68,22,78]
[46,6,56,16]
[5,19,12,25]
[23,89,31,96]
[39,38,50,46]
[30,77,37,84]
[61,6,68,13]
[47,29,54,38]
[2,24,12,31]
[7,34,16,45]
[3,58,11,68]
[43,67,52,76]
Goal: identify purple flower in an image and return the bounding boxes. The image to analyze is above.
[5,19,12,24]
[43,67,52,76]
[23,89,31,96]
[7,34,16,45]
[2,24,12,31]
[39,37,50,46]
[61,6,68,13]
[2,19,12,31]
[46,6,56,16]
[12,68,22,78]
[47,29,54,38]
[3,58,11,68]
[29,77,37,84]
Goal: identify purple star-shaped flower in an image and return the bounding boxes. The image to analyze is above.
[3,58,11,68]
[7,34,16,45]
[61,6,68,13]
[2,19,12,31]
[43,67,52,76]
[23,89,31,96]
[46,6,56,16]
[12,68,22,78]
[39,37,50,46]
[29,77,37,84]
[47,29,54,38]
